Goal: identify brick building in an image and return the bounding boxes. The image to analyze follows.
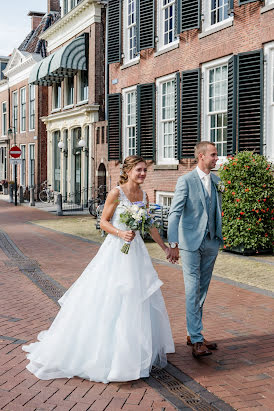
[29,0,106,205]
[0,2,60,197]
[106,0,274,204]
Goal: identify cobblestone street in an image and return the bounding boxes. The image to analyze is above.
[0,201,273,410]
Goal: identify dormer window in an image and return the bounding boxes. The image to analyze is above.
[62,0,83,16]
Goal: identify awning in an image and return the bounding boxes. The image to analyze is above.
[29,34,87,86]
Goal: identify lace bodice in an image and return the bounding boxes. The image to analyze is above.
[111,186,147,230]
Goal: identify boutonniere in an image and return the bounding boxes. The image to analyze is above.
[216,181,225,193]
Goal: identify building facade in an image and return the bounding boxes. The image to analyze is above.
[30,0,106,204]
[106,0,274,203]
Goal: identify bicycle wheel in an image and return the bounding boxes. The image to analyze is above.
[39,190,48,203]
[89,200,99,216]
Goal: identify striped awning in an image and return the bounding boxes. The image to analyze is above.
[29,34,87,86]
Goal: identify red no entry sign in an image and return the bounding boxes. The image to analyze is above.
[9,145,21,158]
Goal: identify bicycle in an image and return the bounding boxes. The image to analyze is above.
[39,181,55,203]
[88,185,107,216]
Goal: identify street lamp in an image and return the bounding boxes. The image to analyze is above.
[78,139,89,156]
[58,140,68,157]
[7,127,18,206]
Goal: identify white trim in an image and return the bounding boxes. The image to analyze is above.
[1,101,7,137]
[261,0,274,13]
[154,41,179,57]
[200,0,233,39]
[156,190,174,206]
[156,72,178,165]
[157,0,179,53]
[123,0,140,65]
[20,144,26,186]
[29,84,36,131]
[20,87,26,133]
[202,55,232,165]
[264,42,274,163]
[12,90,18,133]
[122,85,137,159]
[28,143,35,187]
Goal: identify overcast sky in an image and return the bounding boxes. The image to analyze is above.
[0,0,46,56]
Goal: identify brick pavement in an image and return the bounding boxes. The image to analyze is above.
[0,201,274,410]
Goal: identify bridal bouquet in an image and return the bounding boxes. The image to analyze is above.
[119,202,159,254]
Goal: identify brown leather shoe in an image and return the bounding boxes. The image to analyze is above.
[187,336,218,350]
[192,342,212,358]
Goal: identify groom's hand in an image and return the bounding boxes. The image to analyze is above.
[167,247,179,264]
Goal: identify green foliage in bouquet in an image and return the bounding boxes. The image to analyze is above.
[219,151,274,252]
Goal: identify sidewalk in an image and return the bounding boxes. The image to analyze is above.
[0,200,273,410]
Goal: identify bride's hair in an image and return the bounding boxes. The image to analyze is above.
[119,155,146,185]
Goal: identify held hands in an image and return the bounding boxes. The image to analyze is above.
[119,230,136,242]
[166,247,179,264]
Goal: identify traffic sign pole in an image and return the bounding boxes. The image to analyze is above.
[9,145,22,207]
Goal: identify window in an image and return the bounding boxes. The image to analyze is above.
[124,0,137,63]
[53,131,61,191]
[52,83,61,109]
[2,102,7,136]
[29,144,35,187]
[78,71,88,102]
[12,91,18,133]
[123,88,137,157]
[156,191,174,207]
[157,76,176,163]
[264,43,274,162]
[201,0,233,36]
[29,84,35,130]
[20,145,26,186]
[96,128,100,144]
[20,88,26,132]
[65,76,74,106]
[211,0,229,26]
[101,126,105,144]
[0,147,7,180]
[158,0,178,51]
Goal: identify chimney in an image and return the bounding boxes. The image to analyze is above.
[28,11,46,31]
[48,0,61,13]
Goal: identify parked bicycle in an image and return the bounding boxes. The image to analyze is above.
[39,181,55,203]
[88,185,107,216]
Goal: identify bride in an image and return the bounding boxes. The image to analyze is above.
[22,155,175,383]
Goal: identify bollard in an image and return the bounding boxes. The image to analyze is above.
[56,193,63,216]
[8,185,14,203]
[29,187,35,206]
[19,186,24,203]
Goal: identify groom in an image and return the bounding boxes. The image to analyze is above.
[167,142,223,358]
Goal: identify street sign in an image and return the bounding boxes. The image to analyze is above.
[10,158,22,165]
[9,145,21,158]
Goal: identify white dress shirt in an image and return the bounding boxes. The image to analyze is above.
[196,166,211,197]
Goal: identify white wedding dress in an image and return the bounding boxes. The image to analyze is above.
[22,186,175,383]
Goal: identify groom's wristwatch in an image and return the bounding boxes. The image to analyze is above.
[169,242,178,249]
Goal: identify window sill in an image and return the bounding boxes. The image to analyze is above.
[76,100,88,106]
[120,57,140,70]
[261,3,274,13]
[51,108,61,113]
[154,40,179,57]
[29,128,35,132]
[63,104,74,110]
[199,18,233,39]
[154,164,178,170]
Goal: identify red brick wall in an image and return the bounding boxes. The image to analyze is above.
[48,0,60,13]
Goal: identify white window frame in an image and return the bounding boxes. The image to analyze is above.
[29,84,35,131]
[261,0,274,13]
[123,0,139,65]
[28,144,35,187]
[157,0,179,53]
[64,76,74,107]
[156,73,178,165]
[52,83,61,110]
[202,55,231,166]
[20,144,26,187]
[12,91,18,133]
[2,101,7,136]
[77,71,88,103]
[122,85,137,159]
[156,191,174,207]
[20,87,26,133]
[264,42,274,163]
[200,0,233,38]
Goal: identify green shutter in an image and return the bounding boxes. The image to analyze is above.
[227,55,237,155]
[181,0,200,32]
[175,0,181,36]
[107,0,121,63]
[238,0,258,5]
[139,0,154,50]
[181,69,200,158]
[175,72,181,160]
[237,49,263,154]
[137,83,155,160]
[107,94,122,161]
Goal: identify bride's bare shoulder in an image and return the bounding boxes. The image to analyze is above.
[106,187,120,201]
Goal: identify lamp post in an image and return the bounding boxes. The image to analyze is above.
[7,127,18,206]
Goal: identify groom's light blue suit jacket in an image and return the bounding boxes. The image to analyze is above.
[168,169,223,252]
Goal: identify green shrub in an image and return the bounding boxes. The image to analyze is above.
[219,151,274,252]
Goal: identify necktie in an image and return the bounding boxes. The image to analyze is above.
[203,174,211,197]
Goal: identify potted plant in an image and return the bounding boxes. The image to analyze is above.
[219,151,274,255]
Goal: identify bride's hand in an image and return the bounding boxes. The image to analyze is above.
[120,230,135,242]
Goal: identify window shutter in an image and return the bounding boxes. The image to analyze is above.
[175,72,181,160]
[229,0,234,12]
[181,69,200,158]
[237,49,263,154]
[138,0,155,50]
[137,83,155,160]
[181,0,200,32]
[238,0,258,5]
[107,94,121,161]
[175,0,181,36]
[227,55,237,155]
[107,0,121,64]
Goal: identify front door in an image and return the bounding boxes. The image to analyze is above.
[75,151,81,204]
